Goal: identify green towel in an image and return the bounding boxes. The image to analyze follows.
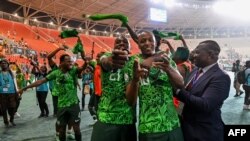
[173,34,181,40]
[153,30,167,38]
[59,29,78,39]
[72,37,84,54]
[85,14,128,26]
[153,30,181,40]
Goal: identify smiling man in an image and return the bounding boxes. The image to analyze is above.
[126,31,184,141]
[91,35,137,141]
[174,40,231,141]
[19,51,86,141]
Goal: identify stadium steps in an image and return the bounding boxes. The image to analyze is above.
[82,35,107,57]
[96,36,115,48]
[91,36,112,52]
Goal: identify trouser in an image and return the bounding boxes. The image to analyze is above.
[36,91,49,116]
[82,87,96,117]
[15,98,20,113]
[243,85,250,105]
[94,95,100,113]
[139,127,184,141]
[0,94,17,124]
[0,105,2,116]
[52,95,58,115]
[57,104,82,141]
[88,92,96,117]
[91,121,137,141]
[234,79,242,94]
[81,85,93,109]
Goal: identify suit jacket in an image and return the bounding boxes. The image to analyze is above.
[175,64,231,141]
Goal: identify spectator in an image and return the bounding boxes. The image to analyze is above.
[233,60,244,97]
[93,52,105,112]
[31,64,49,118]
[0,59,19,127]
[242,60,250,110]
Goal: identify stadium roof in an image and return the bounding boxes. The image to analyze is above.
[3,0,250,35]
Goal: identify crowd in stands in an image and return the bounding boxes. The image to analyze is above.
[0,17,250,141]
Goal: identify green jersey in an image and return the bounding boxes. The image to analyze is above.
[49,66,59,96]
[98,53,135,124]
[46,66,79,108]
[138,54,180,133]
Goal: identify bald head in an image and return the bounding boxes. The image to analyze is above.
[199,40,220,55]
[193,40,221,68]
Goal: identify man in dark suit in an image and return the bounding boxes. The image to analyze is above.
[174,40,231,141]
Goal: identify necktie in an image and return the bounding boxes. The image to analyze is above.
[192,69,203,84]
[186,69,203,90]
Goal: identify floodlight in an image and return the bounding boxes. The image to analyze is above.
[213,0,250,22]
[150,8,167,22]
